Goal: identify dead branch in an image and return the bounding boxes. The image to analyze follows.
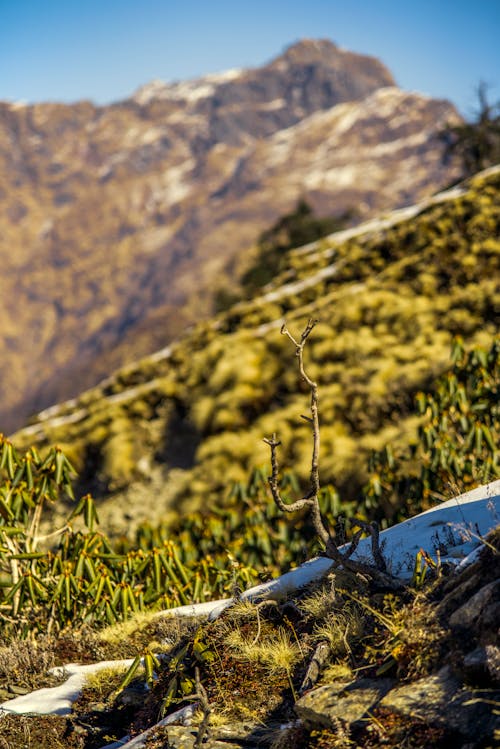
[300,640,331,694]
[193,667,211,749]
[264,319,403,590]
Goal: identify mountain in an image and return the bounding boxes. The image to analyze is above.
[0,39,461,433]
[11,166,499,536]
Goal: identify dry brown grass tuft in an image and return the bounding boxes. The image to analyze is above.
[0,636,57,690]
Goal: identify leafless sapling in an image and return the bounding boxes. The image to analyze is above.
[263,319,402,589]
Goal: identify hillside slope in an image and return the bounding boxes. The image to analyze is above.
[0,39,460,432]
[0,484,499,749]
[10,166,500,535]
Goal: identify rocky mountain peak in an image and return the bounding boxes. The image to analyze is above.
[131,36,394,114]
[271,37,340,64]
[267,37,396,91]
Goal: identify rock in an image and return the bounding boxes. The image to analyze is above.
[118,678,150,707]
[462,645,500,686]
[146,723,260,749]
[295,677,394,729]
[449,579,500,631]
[379,665,500,743]
[107,718,264,749]
[6,684,32,695]
[437,570,484,617]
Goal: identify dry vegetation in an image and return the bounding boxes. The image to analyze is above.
[1,530,498,749]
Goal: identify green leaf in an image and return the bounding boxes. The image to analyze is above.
[0,496,14,521]
[55,450,65,485]
[9,552,45,560]
[118,654,142,692]
[24,458,34,491]
[482,425,496,452]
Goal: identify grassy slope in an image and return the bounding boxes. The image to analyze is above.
[11,167,500,535]
[1,526,499,749]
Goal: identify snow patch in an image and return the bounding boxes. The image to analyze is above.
[158,159,195,204]
[303,163,361,190]
[204,68,243,84]
[124,125,170,148]
[257,98,286,111]
[0,660,134,716]
[133,68,243,105]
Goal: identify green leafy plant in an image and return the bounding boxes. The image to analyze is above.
[129,467,354,580]
[0,437,259,638]
[364,337,499,522]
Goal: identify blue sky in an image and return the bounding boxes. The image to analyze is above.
[1,0,499,117]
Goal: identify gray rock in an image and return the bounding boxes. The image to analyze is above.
[5,684,31,696]
[380,665,500,742]
[118,678,150,707]
[463,645,500,686]
[295,677,394,729]
[449,580,500,630]
[111,719,263,749]
[164,723,261,748]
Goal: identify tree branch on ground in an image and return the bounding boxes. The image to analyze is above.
[193,667,212,749]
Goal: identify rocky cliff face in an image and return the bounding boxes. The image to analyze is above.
[0,39,460,432]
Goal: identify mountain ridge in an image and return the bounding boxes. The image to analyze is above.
[0,39,461,433]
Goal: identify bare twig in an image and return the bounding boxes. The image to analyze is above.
[281,319,320,498]
[249,599,279,646]
[264,320,403,590]
[354,520,387,572]
[300,640,331,694]
[193,667,211,749]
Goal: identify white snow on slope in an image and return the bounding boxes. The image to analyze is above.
[133,69,243,105]
[205,479,500,618]
[1,480,498,718]
[0,659,134,716]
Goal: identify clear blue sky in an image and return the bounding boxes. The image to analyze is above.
[1,0,499,117]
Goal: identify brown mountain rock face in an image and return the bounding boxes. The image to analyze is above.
[0,39,460,432]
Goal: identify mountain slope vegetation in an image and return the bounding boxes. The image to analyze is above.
[10,166,499,537]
